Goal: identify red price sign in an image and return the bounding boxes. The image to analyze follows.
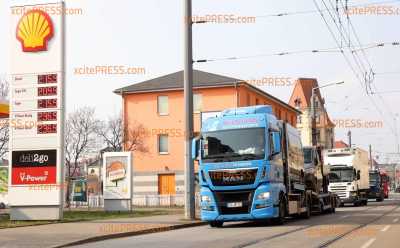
[38,99,57,109]
[38,86,57,96]
[38,74,57,84]
[38,112,57,122]
[37,124,57,134]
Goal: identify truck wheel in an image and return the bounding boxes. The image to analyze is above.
[301,197,311,219]
[319,202,324,214]
[272,197,286,225]
[209,221,223,228]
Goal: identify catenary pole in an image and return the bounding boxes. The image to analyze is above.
[183,0,195,220]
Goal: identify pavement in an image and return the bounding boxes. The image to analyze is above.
[70,193,400,248]
[0,214,204,248]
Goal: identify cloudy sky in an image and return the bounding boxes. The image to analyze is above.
[1,0,399,162]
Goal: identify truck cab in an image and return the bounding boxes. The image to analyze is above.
[194,105,336,227]
[368,170,384,202]
[325,148,369,206]
[195,106,287,227]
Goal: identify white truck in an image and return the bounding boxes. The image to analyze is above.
[324,147,370,206]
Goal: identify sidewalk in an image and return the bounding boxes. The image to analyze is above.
[0,214,204,248]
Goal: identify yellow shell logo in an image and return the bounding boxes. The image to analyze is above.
[16,10,54,52]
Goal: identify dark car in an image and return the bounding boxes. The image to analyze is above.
[396,187,400,193]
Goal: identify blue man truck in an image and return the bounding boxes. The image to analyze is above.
[193,105,337,227]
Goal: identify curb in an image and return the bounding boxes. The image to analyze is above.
[53,221,207,248]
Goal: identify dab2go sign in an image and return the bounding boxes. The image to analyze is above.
[11,150,57,185]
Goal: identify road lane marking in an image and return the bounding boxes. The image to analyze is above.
[393,218,399,223]
[381,225,391,232]
[360,238,376,248]
[340,214,350,219]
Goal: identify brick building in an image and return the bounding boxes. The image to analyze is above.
[289,78,335,149]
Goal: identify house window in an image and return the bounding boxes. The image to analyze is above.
[157,96,169,115]
[255,98,259,105]
[246,94,250,106]
[294,98,301,109]
[158,135,169,154]
[297,115,302,124]
[316,115,320,124]
[193,94,203,113]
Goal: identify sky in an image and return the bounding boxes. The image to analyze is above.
[0,0,399,163]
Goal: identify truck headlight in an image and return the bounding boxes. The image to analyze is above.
[257,192,270,200]
[351,191,357,197]
[201,195,211,203]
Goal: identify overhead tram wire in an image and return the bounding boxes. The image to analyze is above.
[253,0,400,19]
[194,41,399,63]
[324,0,398,134]
[313,0,397,134]
[337,0,398,124]
[192,0,400,24]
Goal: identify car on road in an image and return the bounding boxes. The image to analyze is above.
[395,187,400,193]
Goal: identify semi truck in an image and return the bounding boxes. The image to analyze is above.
[368,170,385,202]
[325,147,370,206]
[193,105,337,227]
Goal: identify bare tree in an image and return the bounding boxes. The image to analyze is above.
[124,121,149,153]
[96,115,123,152]
[65,107,100,206]
[0,77,9,159]
[96,115,149,153]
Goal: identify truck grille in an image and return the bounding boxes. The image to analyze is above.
[214,190,254,215]
[329,185,347,198]
[209,168,258,186]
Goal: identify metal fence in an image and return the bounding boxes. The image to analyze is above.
[70,194,200,208]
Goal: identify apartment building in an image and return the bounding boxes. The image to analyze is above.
[114,70,300,198]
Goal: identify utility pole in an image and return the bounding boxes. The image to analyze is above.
[183,0,195,220]
[347,130,352,147]
[369,144,373,170]
[311,89,317,146]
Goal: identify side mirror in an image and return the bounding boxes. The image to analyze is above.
[272,132,281,155]
[191,138,199,160]
[357,170,361,180]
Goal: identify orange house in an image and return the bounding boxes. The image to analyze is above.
[115,70,300,196]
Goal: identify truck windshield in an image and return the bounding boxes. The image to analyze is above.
[303,148,312,164]
[369,173,380,186]
[329,168,354,183]
[202,128,265,162]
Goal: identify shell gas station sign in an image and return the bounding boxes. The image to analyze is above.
[9,2,65,220]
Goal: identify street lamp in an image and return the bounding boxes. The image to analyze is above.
[311,81,344,147]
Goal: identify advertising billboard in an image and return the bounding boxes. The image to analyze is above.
[72,180,87,202]
[11,150,57,185]
[0,167,8,194]
[103,152,132,200]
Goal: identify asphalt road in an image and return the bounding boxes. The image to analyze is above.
[73,193,400,248]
